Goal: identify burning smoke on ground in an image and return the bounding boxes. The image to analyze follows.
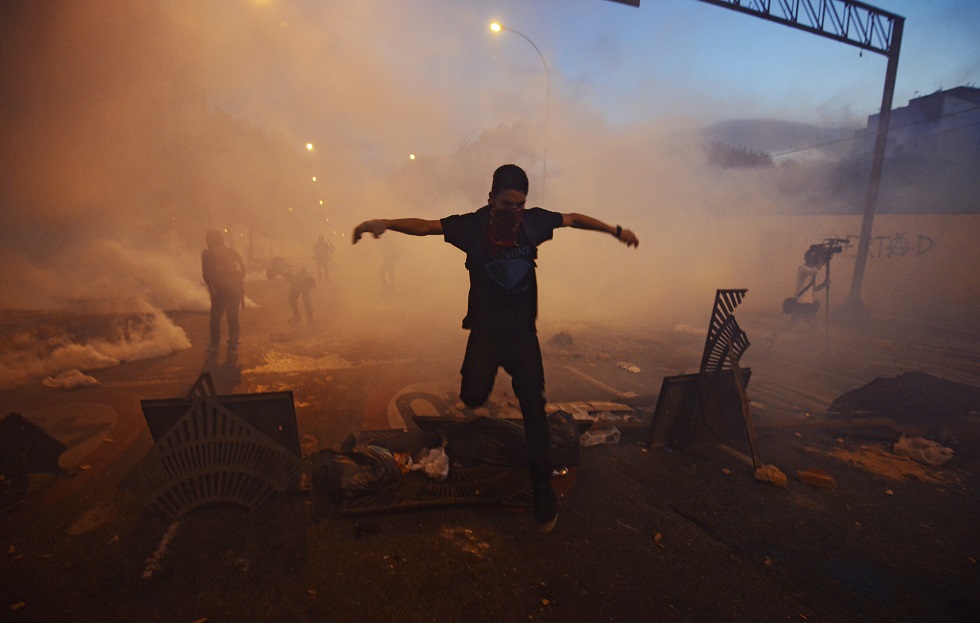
[0,305,190,391]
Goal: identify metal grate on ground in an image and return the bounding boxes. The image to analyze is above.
[334,428,534,516]
[132,397,303,520]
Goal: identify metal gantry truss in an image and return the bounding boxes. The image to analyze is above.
[695,0,900,55]
[695,0,905,316]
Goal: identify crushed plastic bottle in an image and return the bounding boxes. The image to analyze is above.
[580,426,621,447]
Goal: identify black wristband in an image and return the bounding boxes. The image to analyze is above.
[615,225,622,239]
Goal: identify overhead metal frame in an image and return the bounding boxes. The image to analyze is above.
[695,0,905,319]
[695,0,900,54]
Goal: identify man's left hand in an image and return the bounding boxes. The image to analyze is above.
[618,228,639,248]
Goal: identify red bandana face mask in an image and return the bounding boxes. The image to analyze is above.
[487,205,525,248]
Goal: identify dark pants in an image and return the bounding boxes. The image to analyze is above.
[289,285,313,324]
[459,329,552,486]
[209,288,241,354]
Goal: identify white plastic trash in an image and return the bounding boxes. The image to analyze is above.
[893,435,953,467]
[580,427,621,447]
[411,447,450,481]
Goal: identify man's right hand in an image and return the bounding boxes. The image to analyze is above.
[352,220,386,244]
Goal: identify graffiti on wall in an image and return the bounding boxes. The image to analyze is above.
[830,233,935,259]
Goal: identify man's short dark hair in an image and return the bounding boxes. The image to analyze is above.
[491,164,529,195]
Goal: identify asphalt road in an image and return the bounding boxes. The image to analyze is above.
[1,277,978,622]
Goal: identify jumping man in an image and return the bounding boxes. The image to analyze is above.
[352,164,639,533]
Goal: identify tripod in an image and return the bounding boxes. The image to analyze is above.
[812,238,845,352]
[822,255,833,351]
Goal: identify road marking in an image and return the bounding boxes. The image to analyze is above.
[142,521,181,579]
[715,444,755,467]
[562,365,630,398]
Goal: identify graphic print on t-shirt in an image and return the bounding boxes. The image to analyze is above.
[484,247,534,292]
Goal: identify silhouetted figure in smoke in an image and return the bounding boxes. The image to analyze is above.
[771,249,828,350]
[379,238,399,289]
[202,229,245,363]
[313,234,335,283]
[352,164,639,534]
[267,257,315,326]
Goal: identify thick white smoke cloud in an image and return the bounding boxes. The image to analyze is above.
[0,304,191,391]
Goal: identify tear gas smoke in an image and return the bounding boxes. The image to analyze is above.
[1,1,976,390]
[0,305,190,391]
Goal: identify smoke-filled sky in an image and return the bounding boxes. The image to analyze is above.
[207,0,980,163]
[0,0,977,387]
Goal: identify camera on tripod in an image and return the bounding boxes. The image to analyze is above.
[808,238,846,263]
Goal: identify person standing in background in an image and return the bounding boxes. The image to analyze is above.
[202,229,245,363]
[380,237,399,290]
[314,234,335,283]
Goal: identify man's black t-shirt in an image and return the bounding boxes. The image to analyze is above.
[442,206,562,333]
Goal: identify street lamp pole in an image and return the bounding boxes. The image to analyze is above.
[490,22,550,203]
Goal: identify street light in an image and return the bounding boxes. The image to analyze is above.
[490,21,550,202]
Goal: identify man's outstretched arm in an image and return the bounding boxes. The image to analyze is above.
[561,213,639,248]
[352,218,443,243]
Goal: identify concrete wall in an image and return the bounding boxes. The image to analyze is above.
[722,213,980,328]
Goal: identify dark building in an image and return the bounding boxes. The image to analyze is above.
[856,86,980,214]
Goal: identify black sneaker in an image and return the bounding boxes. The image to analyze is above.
[534,485,558,534]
